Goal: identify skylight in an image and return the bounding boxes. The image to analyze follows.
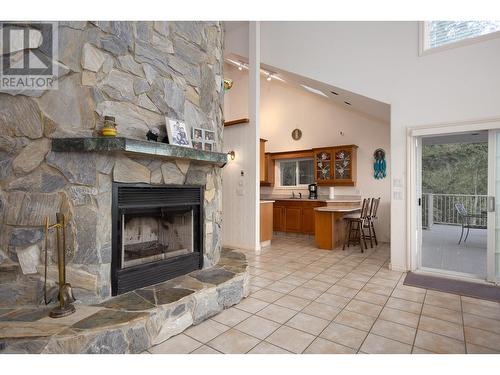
[300,84,328,97]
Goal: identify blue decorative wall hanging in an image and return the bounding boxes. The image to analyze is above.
[374,148,386,179]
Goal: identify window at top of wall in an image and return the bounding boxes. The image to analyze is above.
[421,21,500,53]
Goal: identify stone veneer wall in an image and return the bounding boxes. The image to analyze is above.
[0,21,224,307]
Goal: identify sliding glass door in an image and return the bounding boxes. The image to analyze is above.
[415,131,492,281]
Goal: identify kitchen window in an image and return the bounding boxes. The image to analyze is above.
[420,21,500,54]
[277,158,314,188]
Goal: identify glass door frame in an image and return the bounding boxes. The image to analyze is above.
[487,130,499,283]
[407,120,500,285]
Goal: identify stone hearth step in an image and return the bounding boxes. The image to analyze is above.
[0,249,249,354]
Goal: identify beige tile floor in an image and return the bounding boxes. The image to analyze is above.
[146,236,500,354]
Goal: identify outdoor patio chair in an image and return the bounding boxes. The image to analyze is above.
[455,202,487,244]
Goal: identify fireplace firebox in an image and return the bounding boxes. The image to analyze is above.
[111,183,204,295]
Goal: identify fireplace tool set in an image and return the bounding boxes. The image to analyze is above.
[44,212,76,318]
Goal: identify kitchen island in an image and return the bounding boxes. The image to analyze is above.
[314,206,361,250]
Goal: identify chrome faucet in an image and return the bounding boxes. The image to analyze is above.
[299,192,302,199]
[292,191,295,198]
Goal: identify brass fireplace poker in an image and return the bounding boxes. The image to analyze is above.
[44,213,76,318]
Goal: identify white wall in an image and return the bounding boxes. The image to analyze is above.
[222,22,260,251]
[224,22,249,60]
[224,65,249,121]
[259,21,500,270]
[224,63,391,242]
[222,126,258,249]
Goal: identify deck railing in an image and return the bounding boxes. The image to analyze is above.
[422,193,488,229]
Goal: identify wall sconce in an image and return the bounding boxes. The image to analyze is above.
[227,151,236,161]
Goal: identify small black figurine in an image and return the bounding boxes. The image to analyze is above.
[146,128,160,141]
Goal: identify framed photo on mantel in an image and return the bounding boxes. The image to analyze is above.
[166,118,191,148]
[192,127,215,151]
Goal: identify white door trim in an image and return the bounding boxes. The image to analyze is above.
[488,131,497,282]
[406,118,500,276]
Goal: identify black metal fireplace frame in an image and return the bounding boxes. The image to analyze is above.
[111,183,204,295]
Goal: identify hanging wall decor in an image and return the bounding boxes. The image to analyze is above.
[373,148,386,179]
[291,128,302,141]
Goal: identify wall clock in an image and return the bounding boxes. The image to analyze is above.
[291,128,302,141]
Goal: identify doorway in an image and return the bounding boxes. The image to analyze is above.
[411,124,500,284]
[420,132,488,279]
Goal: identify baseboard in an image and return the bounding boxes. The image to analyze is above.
[260,240,271,248]
[389,263,408,272]
[222,242,260,252]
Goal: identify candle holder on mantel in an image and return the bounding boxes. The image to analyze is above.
[101,115,117,137]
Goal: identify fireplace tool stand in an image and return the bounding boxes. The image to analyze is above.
[44,212,76,318]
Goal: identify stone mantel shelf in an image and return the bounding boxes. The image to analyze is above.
[51,137,228,167]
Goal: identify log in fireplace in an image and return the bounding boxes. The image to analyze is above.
[111,183,204,295]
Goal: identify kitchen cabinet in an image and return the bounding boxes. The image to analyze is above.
[301,206,316,234]
[313,145,358,186]
[313,148,333,184]
[273,200,326,234]
[263,153,274,186]
[273,206,285,232]
[260,201,274,243]
[284,207,302,232]
[260,139,266,182]
[260,140,274,186]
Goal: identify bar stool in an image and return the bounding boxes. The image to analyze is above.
[364,197,380,248]
[342,198,371,253]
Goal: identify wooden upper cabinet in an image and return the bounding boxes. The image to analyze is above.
[313,145,358,186]
[260,140,275,186]
[260,139,267,182]
[332,145,357,186]
[313,148,334,184]
[264,153,274,186]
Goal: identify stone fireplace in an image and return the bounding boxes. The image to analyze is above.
[0,21,226,307]
[112,183,204,295]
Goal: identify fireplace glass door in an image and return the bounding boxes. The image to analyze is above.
[121,208,194,269]
[112,183,203,295]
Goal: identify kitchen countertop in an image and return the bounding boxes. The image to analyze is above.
[260,194,361,203]
[260,200,275,204]
[315,206,361,213]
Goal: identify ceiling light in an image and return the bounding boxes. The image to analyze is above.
[260,69,284,82]
[300,84,328,97]
[331,91,339,95]
[272,75,286,83]
[226,58,248,71]
[344,101,351,106]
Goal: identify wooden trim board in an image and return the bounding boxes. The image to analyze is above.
[224,118,250,126]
